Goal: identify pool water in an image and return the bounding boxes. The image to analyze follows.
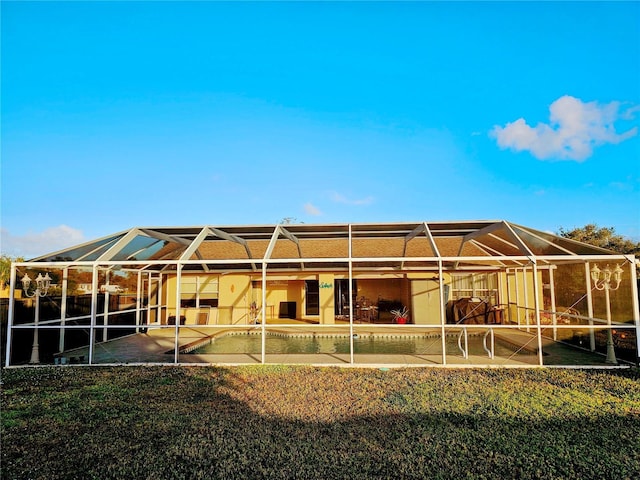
[187,333,525,357]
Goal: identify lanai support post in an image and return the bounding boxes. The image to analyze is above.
[438,260,447,366]
[506,269,513,324]
[147,271,152,327]
[158,273,164,326]
[585,262,596,351]
[4,263,17,366]
[514,269,521,327]
[522,267,530,333]
[59,267,68,353]
[88,264,99,365]
[174,263,182,364]
[348,224,354,365]
[103,270,110,342]
[629,258,640,366]
[549,266,557,341]
[532,261,544,366]
[261,262,267,364]
[135,270,142,332]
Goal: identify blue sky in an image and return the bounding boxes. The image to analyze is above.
[2,1,639,258]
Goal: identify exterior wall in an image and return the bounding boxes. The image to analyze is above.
[251,279,298,322]
[408,273,451,325]
[165,274,225,324]
[164,275,179,320]
[162,269,542,326]
[218,274,251,324]
[319,273,335,324]
[264,282,287,319]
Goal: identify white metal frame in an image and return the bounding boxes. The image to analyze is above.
[5,221,638,368]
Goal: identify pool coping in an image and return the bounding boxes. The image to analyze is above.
[38,326,632,368]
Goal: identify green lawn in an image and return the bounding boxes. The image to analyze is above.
[2,366,640,480]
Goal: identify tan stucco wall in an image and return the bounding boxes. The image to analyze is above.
[409,272,452,325]
[165,270,536,326]
[218,274,251,324]
[248,277,317,322]
[319,273,335,324]
[165,274,223,324]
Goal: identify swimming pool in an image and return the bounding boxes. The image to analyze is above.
[185,332,527,357]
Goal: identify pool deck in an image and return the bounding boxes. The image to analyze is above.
[58,321,622,367]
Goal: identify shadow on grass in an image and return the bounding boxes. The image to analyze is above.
[1,366,639,480]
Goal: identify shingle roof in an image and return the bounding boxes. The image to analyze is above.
[31,220,622,272]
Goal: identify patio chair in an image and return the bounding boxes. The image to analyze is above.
[447,298,491,324]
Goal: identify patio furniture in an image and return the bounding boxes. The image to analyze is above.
[447,298,497,324]
[168,315,186,325]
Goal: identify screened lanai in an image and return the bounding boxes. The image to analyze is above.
[5,220,640,367]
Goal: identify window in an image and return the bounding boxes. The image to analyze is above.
[305,280,319,315]
[451,273,498,304]
[180,276,219,308]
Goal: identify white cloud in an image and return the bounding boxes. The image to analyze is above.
[303,203,323,216]
[621,105,640,121]
[609,180,633,191]
[491,96,638,161]
[1,225,85,259]
[330,192,374,206]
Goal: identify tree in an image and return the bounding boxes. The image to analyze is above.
[280,217,304,225]
[557,224,640,256]
[0,255,24,290]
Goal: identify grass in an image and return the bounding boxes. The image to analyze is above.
[1,366,640,480]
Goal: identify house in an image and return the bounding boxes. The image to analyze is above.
[4,220,639,367]
[77,283,93,294]
[100,285,125,294]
